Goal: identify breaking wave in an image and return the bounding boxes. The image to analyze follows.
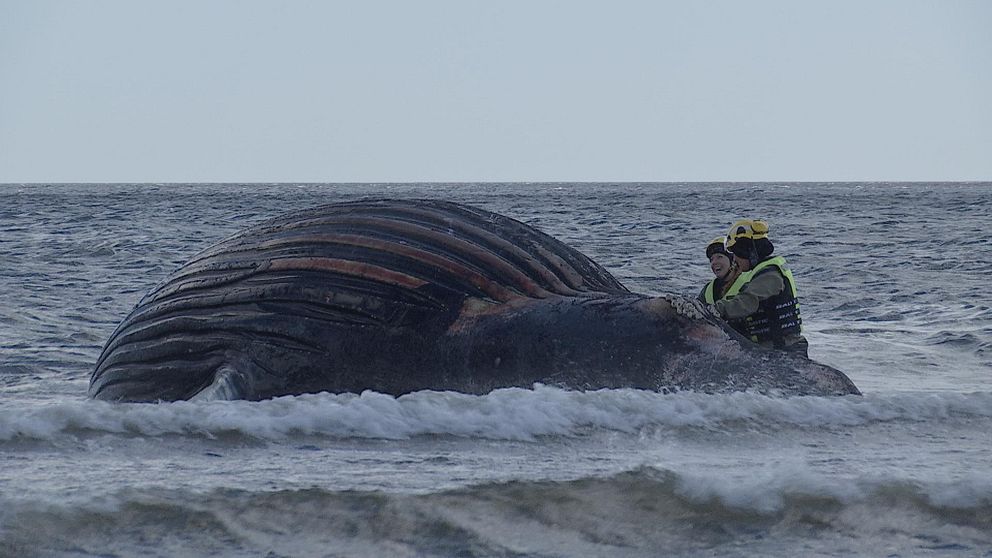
[3,467,990,558]
[3,386,991,442]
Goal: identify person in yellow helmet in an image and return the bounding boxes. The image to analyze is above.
[698,236,743,304]
[711,219,808,356]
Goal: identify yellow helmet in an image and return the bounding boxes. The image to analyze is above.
[705,236,730,259]
[725,219,769,251]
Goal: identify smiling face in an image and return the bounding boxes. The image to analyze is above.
[709,253,732,278]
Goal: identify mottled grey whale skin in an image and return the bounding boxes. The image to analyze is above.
[89,199,860,402]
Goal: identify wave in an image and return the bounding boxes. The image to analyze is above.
[3,467,990,558]
[3,387,991,443]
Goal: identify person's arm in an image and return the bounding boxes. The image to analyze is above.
[697,284,707,303]
[713,270,784,320]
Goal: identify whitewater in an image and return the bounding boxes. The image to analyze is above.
[1,182,990,557]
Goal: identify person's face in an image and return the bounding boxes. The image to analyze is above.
[709,253,731,278]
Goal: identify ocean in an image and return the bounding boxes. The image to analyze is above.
[1,182,990,557]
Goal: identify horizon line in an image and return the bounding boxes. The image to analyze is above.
[2,180,990,186]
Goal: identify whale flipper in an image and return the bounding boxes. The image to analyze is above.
[190,364,253,401]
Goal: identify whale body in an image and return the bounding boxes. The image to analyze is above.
[89,199,860,402]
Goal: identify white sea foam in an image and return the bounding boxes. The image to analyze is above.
[2,464,990,558]
[3,387,991,442]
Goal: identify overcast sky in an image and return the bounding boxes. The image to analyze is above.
[1,0,989,183]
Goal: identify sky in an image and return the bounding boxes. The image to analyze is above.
[1,0,990,183]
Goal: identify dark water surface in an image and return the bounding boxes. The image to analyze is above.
[1,182,990,557]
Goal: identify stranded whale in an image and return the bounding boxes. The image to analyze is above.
[89,199,860,402]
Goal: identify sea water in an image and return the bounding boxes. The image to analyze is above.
[1,182,989,557]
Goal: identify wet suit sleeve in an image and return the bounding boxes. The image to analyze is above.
[713,269,784,320]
